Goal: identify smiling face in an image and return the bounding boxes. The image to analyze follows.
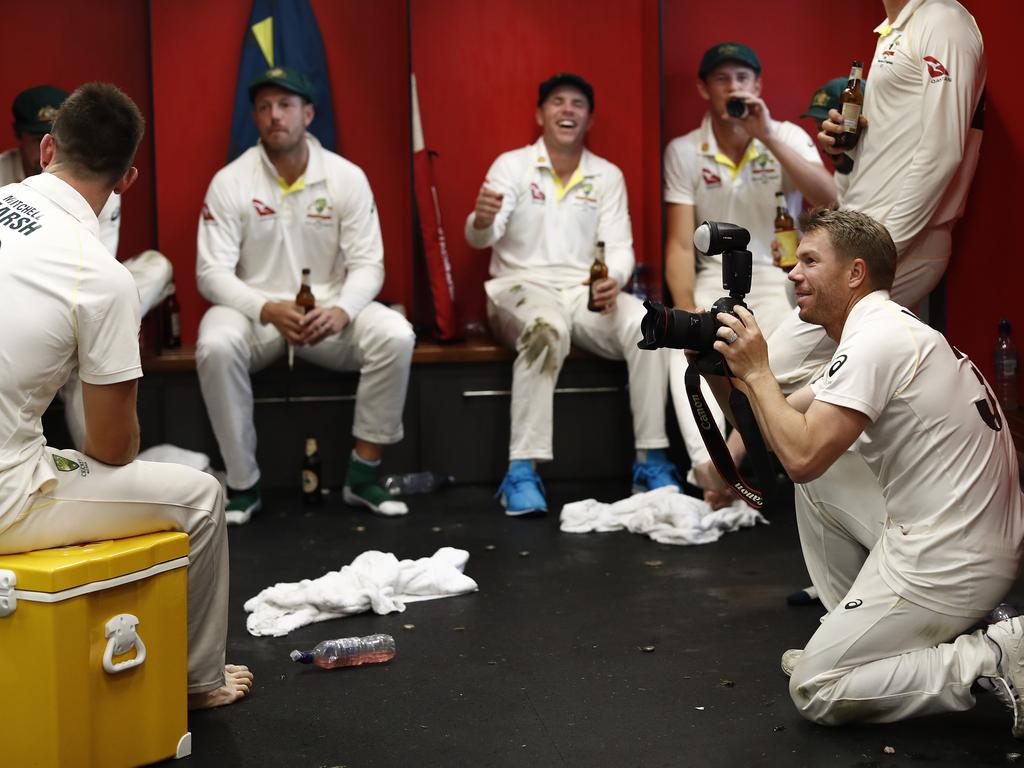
[788,229,854,329]
[697,61,761,116]
[252,86,314,155]
[535,85,592,152]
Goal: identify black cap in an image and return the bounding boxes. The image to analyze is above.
[537,73,594,112]
[698,42,761,80]
[248,67,316,104]
[12,85,69,134]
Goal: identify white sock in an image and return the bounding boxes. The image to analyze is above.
[352,450,381,468]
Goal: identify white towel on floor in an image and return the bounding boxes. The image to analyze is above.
[560,486,766,545]
[244,547,478,637]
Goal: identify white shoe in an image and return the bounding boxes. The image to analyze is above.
[781,648,803,678]
[224,497,261,526]
[985,617,1024,738]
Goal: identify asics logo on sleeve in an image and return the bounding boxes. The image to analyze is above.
[844,599,863,610]
[828,354,848,377]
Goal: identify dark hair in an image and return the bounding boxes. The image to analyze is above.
[50,82,145,184]
[798,207,896,291]
[537,73,594,112]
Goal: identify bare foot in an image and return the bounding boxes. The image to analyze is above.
[188,664,254,710]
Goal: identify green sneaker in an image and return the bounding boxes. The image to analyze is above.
[343,459,408,516]
[225,484,261,526]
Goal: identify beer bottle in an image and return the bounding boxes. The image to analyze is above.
[834,60,864,150]
[587,241,609,312]
[162,283,181,350]
[774,192,798,271]
[832,153,854,176]
[302,435,323,505]
[296,268,315,314]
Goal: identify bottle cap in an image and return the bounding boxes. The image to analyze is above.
[302,267,311,275]
[290,650,313,663]
[1000,318,1012,335]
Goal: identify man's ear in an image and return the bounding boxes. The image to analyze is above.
[113,166,139,196]
[848,258,868,289]
[696,79,710,101]
[303,103,315,128]
[535,107,544,129]
[39,133,55,169]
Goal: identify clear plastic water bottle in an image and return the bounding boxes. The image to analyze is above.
[290,634,396,669]
[994,318,1019,412]
[383,471,454,496]
[986,602,1020,625]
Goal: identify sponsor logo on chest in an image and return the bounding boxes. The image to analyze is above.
[252,198,276,217]
[702,167,722,188]
[305,196,333,224]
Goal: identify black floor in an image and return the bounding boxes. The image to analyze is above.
[160,482,1024,768]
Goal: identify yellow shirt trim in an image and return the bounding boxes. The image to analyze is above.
[713,143,760,181]
[277,174,306,196]
[549,166,585,201]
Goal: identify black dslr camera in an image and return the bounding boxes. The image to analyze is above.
[637,221,752,376]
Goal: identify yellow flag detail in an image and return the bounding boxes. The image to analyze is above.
[252,16,274,67]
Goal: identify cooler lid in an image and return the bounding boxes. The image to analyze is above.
[0,532,189,593]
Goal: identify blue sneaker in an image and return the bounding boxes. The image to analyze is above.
[632,450,681,493]
[497,461,547,516]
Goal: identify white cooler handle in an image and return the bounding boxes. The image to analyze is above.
[103,613,147,673]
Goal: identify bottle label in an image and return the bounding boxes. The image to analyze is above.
[998,358,1018,377]
[302,469,319,493]
[841,102,862,133]
[850,66,863,80]
[775,230,799,269]
[170,312,180,338]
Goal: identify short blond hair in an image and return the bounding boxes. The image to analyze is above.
[799,207,896,291]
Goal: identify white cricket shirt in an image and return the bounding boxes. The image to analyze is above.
[197,134,385,322]
[811,291,1024,617]
[663,114,821,273]
[0,173,142,533]
[839,0,986,256]
[0,147,122,256]
[464,137,634,288]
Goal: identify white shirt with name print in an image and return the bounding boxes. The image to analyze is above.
[464,136,634,289]
[197,133,385,322]
[663,114,821,274]
[811,290,1024,617]
[0,174,141,534]
[0,146,122,255]
[838,0,985,256]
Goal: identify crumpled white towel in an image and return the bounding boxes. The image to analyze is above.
[137,443,211,471]
[560,486,766,545]
[244,547,478,637]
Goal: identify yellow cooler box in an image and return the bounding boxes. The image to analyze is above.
[0,532,191,767]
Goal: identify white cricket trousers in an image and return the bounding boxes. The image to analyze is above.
[764,223,953,394]
[196,302,414,490]
[485,276,669,462]
[62,250,174,449]
[790,451,1008,725]
[670,264,798,474]
[0,448,229,694]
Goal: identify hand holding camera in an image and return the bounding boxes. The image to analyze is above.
[638,220,753,376]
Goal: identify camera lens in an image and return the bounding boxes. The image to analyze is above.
[638,301,717,351]
[726,98,748,119]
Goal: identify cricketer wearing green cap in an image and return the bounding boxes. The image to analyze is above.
[2,85,69,179]
[661,40,836,505]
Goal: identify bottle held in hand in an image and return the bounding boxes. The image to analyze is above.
[773,191,798,271]
[162,284,181,350]
[833,60,864,150]
[587,241,609,312]
[296,267,315,314]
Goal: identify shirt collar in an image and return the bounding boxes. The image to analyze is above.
[532,135,594,177]
[257,132,325,186]
[875,0,925,36]
[848,289,892,326]
[21,172,100,238]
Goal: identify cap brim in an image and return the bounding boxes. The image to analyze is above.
[14,121,52,135]
[800,109,829,121]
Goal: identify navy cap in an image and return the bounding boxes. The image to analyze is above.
[248,67,316,104]
[12,85,69,134]
[698,42,761,79]
[537,73,594,112]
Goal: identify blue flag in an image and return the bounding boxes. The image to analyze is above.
[228,0,337,161]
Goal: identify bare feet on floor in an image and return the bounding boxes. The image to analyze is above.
[188,664,254,710]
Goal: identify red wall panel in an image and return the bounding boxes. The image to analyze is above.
[0,0,154,263]
[946,0,1024,380]
[411,0,663,327]
[151,0,412,344]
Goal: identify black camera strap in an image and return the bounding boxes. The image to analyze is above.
[683,363,773,511]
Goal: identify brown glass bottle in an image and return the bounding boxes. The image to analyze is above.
[302,436,322,505]
[296,268,315,313]
[832,154,854,175]
[587,241,608,312]
[162,283,181,349]
[773,192,798,271]
[833,60,864,150]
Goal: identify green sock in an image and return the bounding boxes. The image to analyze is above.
[346,457,390,506]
